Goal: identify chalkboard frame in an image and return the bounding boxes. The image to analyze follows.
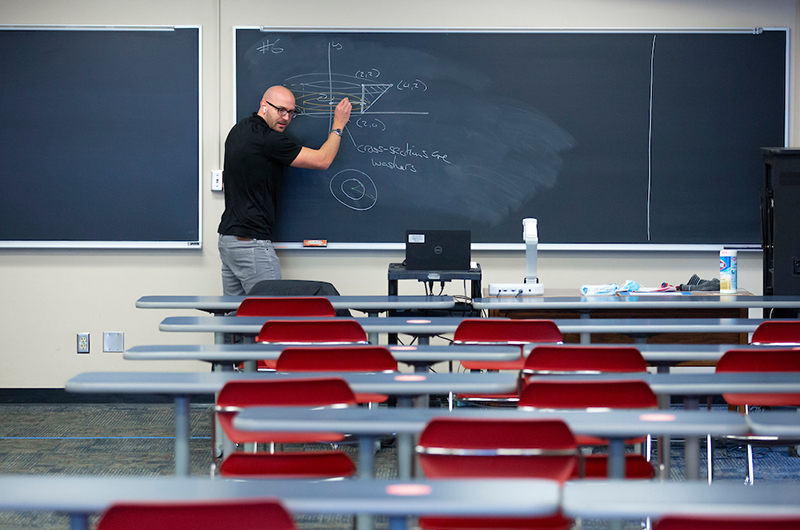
[233,27,789,251]
[0,25,203,249]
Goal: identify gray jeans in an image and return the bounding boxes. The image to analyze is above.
[218,234,281,295]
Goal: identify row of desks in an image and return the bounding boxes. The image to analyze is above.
[4,476,799,530]
[124,342,797,372]
[158,315,770,344]
[66,370,800,479]
[137,293,800,314]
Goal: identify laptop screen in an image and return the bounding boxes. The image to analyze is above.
[405,230,471,271]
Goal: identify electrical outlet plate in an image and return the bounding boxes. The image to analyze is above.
[103,332,124,353]
[211,170,223,191]
[77,333,90,354]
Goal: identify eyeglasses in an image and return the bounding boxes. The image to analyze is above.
[265,101,299,119]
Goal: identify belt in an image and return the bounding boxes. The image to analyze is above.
[236,236,252,241]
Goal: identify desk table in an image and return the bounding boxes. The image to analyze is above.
[474,293,800,343]
[233,407,748,481]
[0,476,559,530]
[124,343,521,373]
[158,316,769,345]
[474,293,800,312]
[562,481,800,520]
[137,295,456,317]
[65,371,519,477]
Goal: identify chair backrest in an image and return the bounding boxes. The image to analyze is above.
[275,345,397,373]
[215,377,357,443]
[255,319,368,344]
[654,515,800,530]
[97,499,294,530]
[518,380,658,410]
[715,348,800,406]
[523,345,648,374]
[416,417,578,483]
[453,318,563,345]
[751,320,800,345]
[236,296,336,317]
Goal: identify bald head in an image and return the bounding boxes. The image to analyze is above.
[263,86,294,107]
[259,86,297,132]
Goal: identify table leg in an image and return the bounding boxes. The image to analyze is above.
[683,395,701,481]
[389,516,408,530]
[579,313,590,344]
[607,438,626,479]
[656,365,671,481]
[70,514,89,530]
[358,435,377,479]
[174,395,191,477]
[396,395,414,479]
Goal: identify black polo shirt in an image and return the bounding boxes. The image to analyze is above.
[217,113,302,240]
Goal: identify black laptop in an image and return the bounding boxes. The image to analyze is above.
[404,230,471,271]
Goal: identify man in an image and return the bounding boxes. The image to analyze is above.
[217,86,352,295]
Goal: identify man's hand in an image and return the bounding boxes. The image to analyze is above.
[333,97,352,130]
[290,97,354,170]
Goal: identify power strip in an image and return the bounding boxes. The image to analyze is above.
[488,283,544,296]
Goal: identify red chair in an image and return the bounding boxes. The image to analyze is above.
[750,320,800,345]
[255,318,368,370]
[237,296,336,317]
[455,319,563,371]
[521,344,654,444]
[654,515,800,530]
[416,417,578,530]
[275,345,397,403]
[521,345,648,377]
[236,297,338,370]
[519,379,657,479]
[520,346,655,479]
[453,319,563,403]
[215,377,357,479]
[97,499,295,530]
[713,348,800,484]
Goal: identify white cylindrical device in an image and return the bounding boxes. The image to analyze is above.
[523,218,539,283]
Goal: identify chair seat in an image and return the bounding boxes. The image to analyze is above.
[574,434,649,446]
[457,393,519,403]
[218,451,356,479]
[258,359,277,370]
[576,453,655,479]
[353,392,389,404]
[460,357,525,371]
[418,513,572,530]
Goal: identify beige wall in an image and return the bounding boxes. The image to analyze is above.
[0,0,796,387]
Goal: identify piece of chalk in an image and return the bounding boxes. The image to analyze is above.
[303,239,328,247]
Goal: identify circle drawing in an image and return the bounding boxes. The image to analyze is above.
[330,169,378,211]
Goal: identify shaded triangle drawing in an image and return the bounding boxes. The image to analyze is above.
[360,83,393,114]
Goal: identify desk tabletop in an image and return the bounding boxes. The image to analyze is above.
[64,371,520,397]
[0,476,558,517]
[233,407,749,439]
[473,293,800,310]
[746,410,800,437]
[123,343,521,365]
[562,481,800,519]
[158,315,768,335]
[137,295,456,313]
